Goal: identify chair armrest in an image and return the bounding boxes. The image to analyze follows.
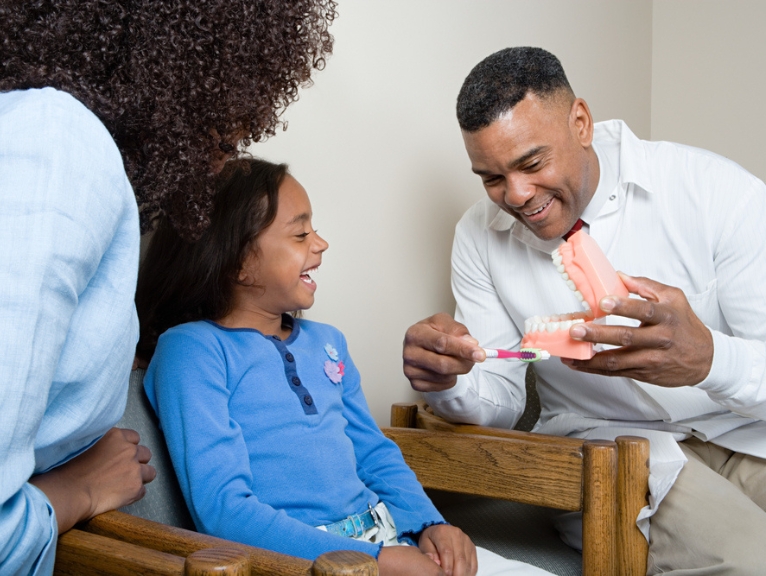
[65,510,378,576]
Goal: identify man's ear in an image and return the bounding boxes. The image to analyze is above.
[570,97,594,148]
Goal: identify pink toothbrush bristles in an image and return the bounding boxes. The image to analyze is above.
[482,348,550,362]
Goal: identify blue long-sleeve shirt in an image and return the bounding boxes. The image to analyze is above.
[0,88,140,575]
[144,317,444,560]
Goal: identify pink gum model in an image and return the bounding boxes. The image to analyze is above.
[520,230,629,360]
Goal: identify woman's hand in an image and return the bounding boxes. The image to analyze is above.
[377,546,444,576]
[30,427,156,533]
[418,524,478,576]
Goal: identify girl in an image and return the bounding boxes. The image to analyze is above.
[137,158,553,576]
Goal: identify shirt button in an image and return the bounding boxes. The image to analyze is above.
[285,353,294,362]
[303,395,313,406]
[609,194,616,201]
[272,335,281,341]
[292,376,301,386]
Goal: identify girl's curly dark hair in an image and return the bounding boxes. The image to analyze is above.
[0,0,337,239]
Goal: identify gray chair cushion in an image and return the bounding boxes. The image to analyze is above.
[116,368,195,530]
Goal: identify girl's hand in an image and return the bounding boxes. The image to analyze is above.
[418,524,478,576]
[30,427,156,533]
[377,546,444,576]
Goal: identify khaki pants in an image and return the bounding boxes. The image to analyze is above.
[647,437,766,575]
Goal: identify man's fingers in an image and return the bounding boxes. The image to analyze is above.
[406,327,482,362]
[564,347,663,379]
[571,321,673,349]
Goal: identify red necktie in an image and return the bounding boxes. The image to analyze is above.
[563,218,584,240]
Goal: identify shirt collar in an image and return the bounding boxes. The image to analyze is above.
[594,119,655,195]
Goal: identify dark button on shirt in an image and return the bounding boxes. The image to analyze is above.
[292,376,301,386]
[285,353,295,362]
[303,395,313,406]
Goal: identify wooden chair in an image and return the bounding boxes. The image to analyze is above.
[57,511,377,575]
[53,368,378,576]
[383,401,650,576]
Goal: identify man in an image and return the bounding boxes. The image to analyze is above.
[403,47,766,574]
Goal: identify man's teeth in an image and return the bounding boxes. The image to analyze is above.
[524,315,587,334]
[526,199,552,216]
[551,248,591,311]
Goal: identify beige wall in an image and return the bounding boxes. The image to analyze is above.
[651,0,766,182]
[250,1,653,425]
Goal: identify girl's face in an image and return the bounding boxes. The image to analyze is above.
[237,175,329,315]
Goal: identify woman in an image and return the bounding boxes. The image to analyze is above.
[0,1,337,574]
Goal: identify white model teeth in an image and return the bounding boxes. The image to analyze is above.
[523,316,586,334]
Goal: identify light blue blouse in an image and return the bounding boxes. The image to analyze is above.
[0,88,139,575]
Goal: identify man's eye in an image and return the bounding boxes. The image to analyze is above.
[482,176,502,186]
[297,232,310,239]
[522,161,541,172]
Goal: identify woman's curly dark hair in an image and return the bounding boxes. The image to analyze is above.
[0,0,337,239]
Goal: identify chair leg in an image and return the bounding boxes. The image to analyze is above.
[582,440,618,576]
[616,436,650,576]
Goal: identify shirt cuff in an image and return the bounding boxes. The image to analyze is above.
[695,329,753,399]
[423,377,471,405]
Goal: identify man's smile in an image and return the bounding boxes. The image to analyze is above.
[522,197,554,217]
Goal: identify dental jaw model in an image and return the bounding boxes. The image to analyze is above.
[520,230,629,360]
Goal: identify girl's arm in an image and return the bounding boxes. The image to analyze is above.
[336,338,445,541]
[146,328,383,561]
[337,338,479,575]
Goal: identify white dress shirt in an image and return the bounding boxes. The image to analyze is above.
[425,119,766,536]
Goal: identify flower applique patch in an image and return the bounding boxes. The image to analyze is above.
[324,343,339,361]
[324,344,344,384]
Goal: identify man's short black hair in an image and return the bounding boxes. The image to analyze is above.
[457,47,573,132]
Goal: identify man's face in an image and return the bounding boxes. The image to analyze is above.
[462,93,598,241]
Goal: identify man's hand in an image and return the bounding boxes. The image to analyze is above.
[563,273,713,387]
[418,524,478,576]
[403,313,485,393]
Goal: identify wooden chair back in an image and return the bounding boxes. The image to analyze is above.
[384,402,649,576]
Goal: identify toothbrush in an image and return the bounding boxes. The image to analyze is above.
[482,348,550,362]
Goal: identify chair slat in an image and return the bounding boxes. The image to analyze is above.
[383,427,584,510]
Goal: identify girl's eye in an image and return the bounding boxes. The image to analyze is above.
[297,232,310,239]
